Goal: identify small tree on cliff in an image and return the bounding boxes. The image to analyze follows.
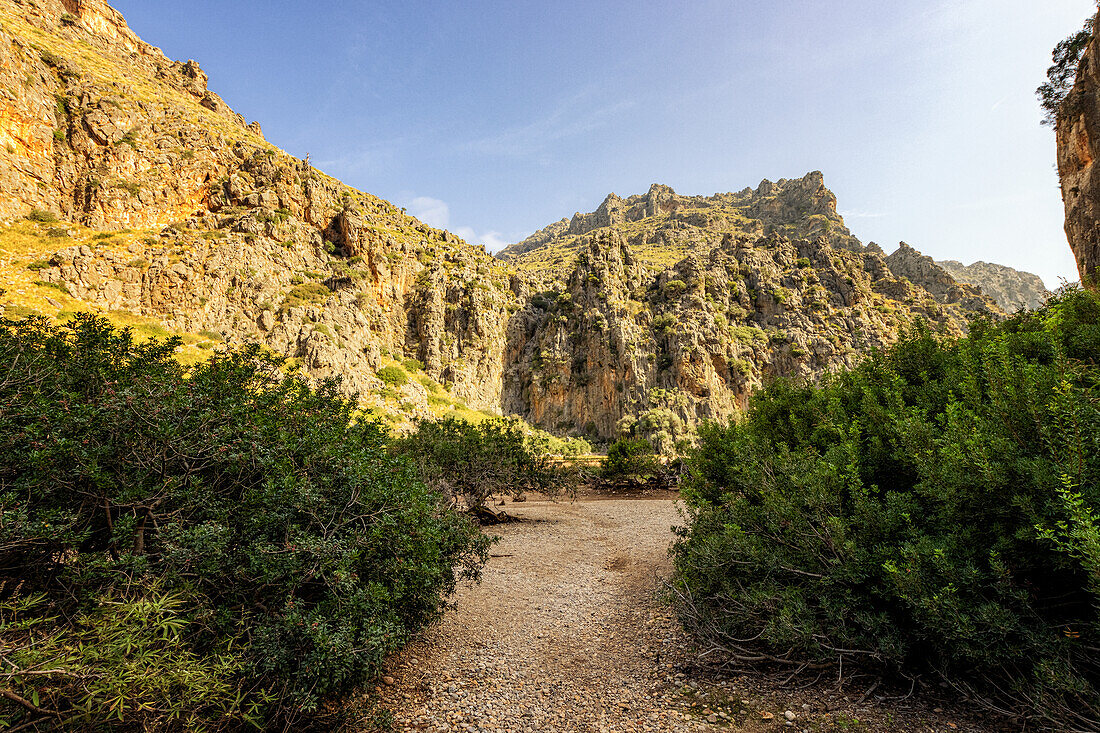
[1038,14,1094,125]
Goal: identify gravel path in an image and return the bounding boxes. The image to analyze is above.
[376,497,1009,733]
[381,498,705,733]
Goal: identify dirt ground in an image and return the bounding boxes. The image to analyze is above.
[372,497,1017,733]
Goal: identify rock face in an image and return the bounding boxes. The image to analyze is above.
[498,178,1001,445]
[936,259,1049,312]
[0,0,261,229]
[0,0,1008,446]
[884,243,990,309]
[1057,11,1100,285]
[0,0,514,418]
[500,172,862,261]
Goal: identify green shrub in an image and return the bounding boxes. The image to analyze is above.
[393,417,556,510]
[0,315,489,730]
[672,288,1100,728]
[602,437,659,480]
[401,358,425,372]
[278,282,330,313]
[376,364,408,387]
[25,209,58,223]
[663,279,687,296]
[33,280,67,293]
[652,313,678,335]
[113,180,140,197]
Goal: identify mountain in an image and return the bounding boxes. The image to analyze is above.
[0,0,518,425]
[0,0,1016,447]
[496,175,1001,445]
[936,259,1049,312]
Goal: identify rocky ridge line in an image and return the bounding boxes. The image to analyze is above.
[936,259,1049,312]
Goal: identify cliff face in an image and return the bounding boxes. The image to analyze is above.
[498,177,1002,445]
[0,0,514,421]
[936,259,1049,312]
[0,0,265,229]
[1057,11,1100,286]
[0,1,1010,445]
[500,172,862,262]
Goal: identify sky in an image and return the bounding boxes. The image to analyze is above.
[112,1,1096,289]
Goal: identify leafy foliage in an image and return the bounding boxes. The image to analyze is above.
[672,288,1100,730]
[393,417,557,510]
[376,364,408,387]
[1038,16,1094,126]
[0,314,489,730]
[24,209,58,224]
[601,437,659,481]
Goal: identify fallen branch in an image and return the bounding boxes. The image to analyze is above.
[0,686,60,717]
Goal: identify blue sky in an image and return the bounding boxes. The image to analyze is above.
[114,0,1095,288]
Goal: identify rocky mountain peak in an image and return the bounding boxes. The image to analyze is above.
[936,259,1049,312]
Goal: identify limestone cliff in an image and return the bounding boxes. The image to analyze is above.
[1056,11,1100,285]
[936,259,1048,312]
[497,178,1002,446]
[0,0,514,422]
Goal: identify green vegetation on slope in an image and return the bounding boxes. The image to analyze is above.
[0,315,489,730]
[672,287,1100,730]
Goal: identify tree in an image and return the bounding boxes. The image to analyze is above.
[1038,15,1094,126]
[392,416,557,511]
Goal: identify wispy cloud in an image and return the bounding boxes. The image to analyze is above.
[461,88,637,163]
[839,209,888,219]
[404,195,515,253]
[313,136,407,178]
[406,196,450,229]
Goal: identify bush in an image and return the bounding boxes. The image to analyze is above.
[663,279,687,297]
[278,282,331,313]
[25,209,58,223]
[393,417,556,510]
[376,364,408,387]
[0,315,489,730]
[401,358,425,372]
[672,288,1100,729]
[602,437,659,480]
[652,313,678,334]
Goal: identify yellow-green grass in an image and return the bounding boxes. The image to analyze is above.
[0,219,224,363]
[0,218,139,316]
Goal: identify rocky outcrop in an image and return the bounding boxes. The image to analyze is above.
[0,0,514,417]
[500,173,862,261]
[884,243,998,313]
[937,259,1048,312]
[1057,11,1100,285]
[0,0,260,228]
[498,180,1002,444]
